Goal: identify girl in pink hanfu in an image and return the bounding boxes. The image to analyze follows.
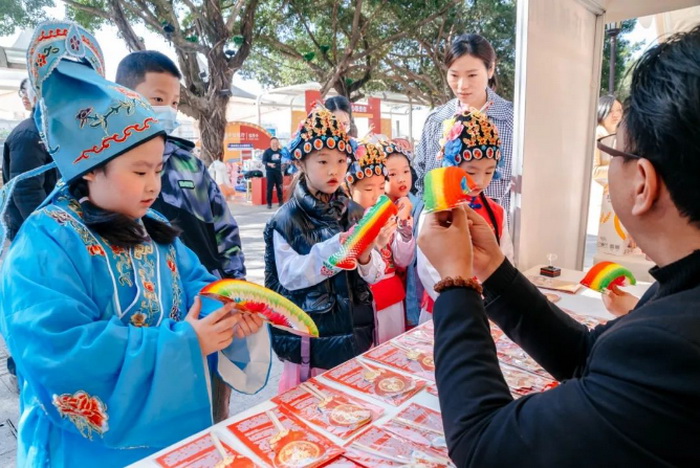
[347,140,415,344]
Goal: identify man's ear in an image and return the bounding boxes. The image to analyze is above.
[630,159,660,216]
[82,171,96,182]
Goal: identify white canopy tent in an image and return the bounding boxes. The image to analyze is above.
[511,0,700,272]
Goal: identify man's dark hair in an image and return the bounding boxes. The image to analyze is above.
[624,25,700,227]
[115,50,182,90]
[270,137,279,142]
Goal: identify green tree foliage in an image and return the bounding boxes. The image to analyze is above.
[1,0,260,164]
[0,0,52,36]
[243,0,516,107]
[600,19,642,99]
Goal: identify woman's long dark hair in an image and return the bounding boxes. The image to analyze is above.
[70,176,180,247]
[445,34,498,91]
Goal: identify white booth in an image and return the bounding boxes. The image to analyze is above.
[511,0,700,275]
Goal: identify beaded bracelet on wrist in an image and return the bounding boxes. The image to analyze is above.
[434,276,483,295]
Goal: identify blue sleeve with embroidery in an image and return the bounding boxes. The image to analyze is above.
[172,237,219,315]
[0,218,213,449]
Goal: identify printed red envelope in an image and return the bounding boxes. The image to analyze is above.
[363,342,435,382]
[405,321,434,341]
[564,309,609,329]
[494,335,552,379]
[318,456,367,467]
[500,364,559,398]
[271,379,383,439]
[323,359,427,406]
[227,408,344,468]
[154,433,257,468]
[401,325,434,347]
[344,426,451,468]
[395,403,443,432]
[382,404,448,459]
[489,321,505,341]
[425,383,438,397]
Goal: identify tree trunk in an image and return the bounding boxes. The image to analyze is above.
[197,95,229,165]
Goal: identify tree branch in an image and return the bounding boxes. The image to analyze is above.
[288,0,334,68]
[225,0,246,33]
[62,0,111,20]
[107,0,145,51]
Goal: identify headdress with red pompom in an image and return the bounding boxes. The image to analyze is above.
[437,108,502,178]
[345,140,388,185]
[282,106,355,162]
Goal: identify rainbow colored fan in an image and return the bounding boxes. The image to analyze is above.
[200,279,319,337]
[580,261,636,292]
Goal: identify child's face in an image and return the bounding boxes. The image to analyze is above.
[134,72,181,110]
[385,154,412,200]
[83,137,165,219]
[458,158,497,197]
[351,175,386,209]
[331,110,351,133]
[300,149,349,195]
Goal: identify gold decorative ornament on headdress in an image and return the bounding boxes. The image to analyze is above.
[283,106,354,162]
[345,139,388,185]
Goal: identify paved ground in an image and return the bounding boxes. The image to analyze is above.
[0,199,281,465]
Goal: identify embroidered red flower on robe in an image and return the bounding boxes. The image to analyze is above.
[143,281,155,293]
[167,258,177,273]
[86,244,105,256]
[53,391,109,439]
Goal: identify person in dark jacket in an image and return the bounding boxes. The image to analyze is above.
[2,78,58,241]
[418,26,700,467]
[264,106,386,393]
[116,51,246,423]
[261,137,283,209]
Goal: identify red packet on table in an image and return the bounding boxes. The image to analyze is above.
[489,321,505,342]
[425,383,439,397]
[402,323,434,346]
[363,341,435,382]
[155,433,257,468]
[345,426,452,468]
[318,456,366,467]
[272,379,383,440]
[500,364,558,398]
[323,358,427,407]
[382,403,448,459]
[527,275,582,294]
[563,309,609,329]
[227,409,344,468]
[494,335,553,379]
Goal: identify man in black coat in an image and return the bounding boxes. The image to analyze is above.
[261,137,283,209]
[418,26,700,467]
[2,79,57,241]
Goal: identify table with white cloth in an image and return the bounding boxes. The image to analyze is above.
[130,268,652,468]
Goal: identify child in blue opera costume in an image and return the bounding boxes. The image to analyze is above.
[0,21,271,467]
